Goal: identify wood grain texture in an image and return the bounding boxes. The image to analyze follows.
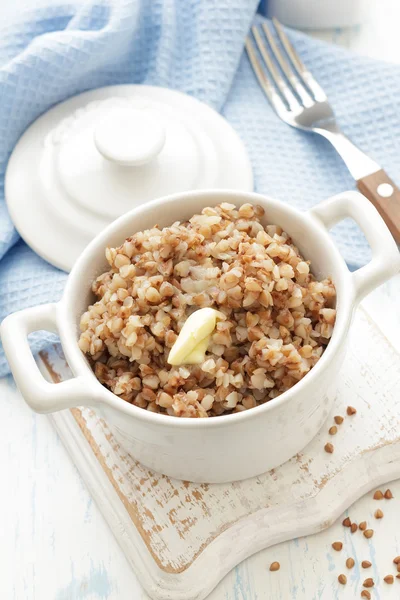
[38,306,400,600]
[357,169,400,243]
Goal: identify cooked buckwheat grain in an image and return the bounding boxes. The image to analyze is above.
[79,203,336,417]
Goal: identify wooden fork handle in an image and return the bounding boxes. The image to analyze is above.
[357,169,400,244]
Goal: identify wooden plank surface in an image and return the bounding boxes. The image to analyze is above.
[37,304,400,600]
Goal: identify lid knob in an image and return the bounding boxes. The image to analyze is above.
[93,106,166,166]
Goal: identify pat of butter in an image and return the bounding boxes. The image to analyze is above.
[167,308,224,366]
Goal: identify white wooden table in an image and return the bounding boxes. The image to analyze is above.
[2,2,400,599]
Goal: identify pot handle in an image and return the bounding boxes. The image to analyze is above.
[310,191,400,304]
[1,303,91,413]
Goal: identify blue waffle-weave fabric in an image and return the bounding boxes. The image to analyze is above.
[0,0,399,376]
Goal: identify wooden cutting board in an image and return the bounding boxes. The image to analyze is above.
[39,306,400,600]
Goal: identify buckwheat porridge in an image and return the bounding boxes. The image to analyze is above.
[79,203,336,417]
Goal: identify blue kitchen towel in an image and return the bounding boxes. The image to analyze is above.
[0,0,399,377]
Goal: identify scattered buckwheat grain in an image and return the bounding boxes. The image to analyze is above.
[332,542,343,551]
[363,529,374,539]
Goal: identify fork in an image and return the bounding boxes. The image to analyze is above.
[246,19,400,244]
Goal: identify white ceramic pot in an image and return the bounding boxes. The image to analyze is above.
[2,190,399,483]
[266,0,366,29]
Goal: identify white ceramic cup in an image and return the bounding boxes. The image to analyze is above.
[2,189,399,483]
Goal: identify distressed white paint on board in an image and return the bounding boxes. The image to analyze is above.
[38,304,400,600]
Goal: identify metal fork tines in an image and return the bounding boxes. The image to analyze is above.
[246,20,327,117]
[245,19,381,181]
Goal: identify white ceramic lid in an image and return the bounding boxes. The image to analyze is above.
[5,85,253,272]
